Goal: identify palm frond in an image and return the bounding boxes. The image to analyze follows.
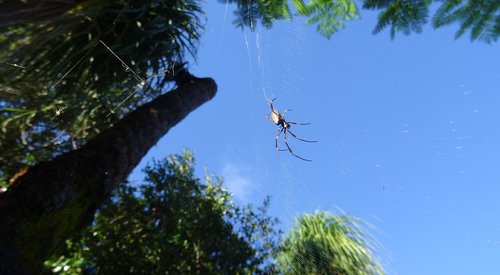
[275,211,384,274]
[432,0,500,42]
[365,0,431,39]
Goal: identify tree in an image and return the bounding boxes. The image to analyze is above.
[0,67,216,274]
[274,211,384,275]
[0,0,205,179]
[44,151,280,274]
[0,1,213,273]
[0,0,491,273]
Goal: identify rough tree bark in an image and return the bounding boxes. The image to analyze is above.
[0,70,217,274]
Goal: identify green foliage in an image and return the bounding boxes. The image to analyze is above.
[295,0,360,39]
[433,0,500,42]
[0,0,204,178]
[223,0,360,39]
[274,211,384,275]
[364,0,500,42]
[225,0,500,41]
[2,0,203,94]
[223,0,292,29]
[44,151,280,274]
[363,0,432,38]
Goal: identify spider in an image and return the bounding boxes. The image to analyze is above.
[266,97,317,161]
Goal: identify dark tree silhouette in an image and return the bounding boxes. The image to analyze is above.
[0,68,217,274]
[45,151,280,274]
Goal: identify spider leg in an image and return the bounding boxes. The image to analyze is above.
[265,96,277,104]
[266,97,277,113]
[287,129,317,143]
[275,127,286,151]
[287,121,310,126]
[283,130,312,161]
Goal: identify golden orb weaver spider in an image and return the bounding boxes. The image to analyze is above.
[266,97,317,161]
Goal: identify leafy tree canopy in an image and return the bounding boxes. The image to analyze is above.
[44,150,280,274]
[0,0,205,180]
[273,211,384,275]
[42,151,385,274]
[228,0,500,42]
[223,0,360,38]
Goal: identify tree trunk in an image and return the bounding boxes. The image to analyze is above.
[0,73,217,274]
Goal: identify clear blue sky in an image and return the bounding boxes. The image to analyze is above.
[130,2,500,274]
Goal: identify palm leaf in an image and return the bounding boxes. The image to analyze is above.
[275,211,384,274]
[365,0,431,39]
[432,0,500,42]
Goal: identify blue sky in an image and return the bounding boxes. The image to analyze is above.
[129,2,500,274]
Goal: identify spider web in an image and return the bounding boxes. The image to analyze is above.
[46,39,179,119]
[32,3,500,274]
[0,2,396,274]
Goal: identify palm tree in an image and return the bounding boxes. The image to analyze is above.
[0,65,216,275]
[0,1,213,273]
[274,211,384,275]
[0,0,204,177]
